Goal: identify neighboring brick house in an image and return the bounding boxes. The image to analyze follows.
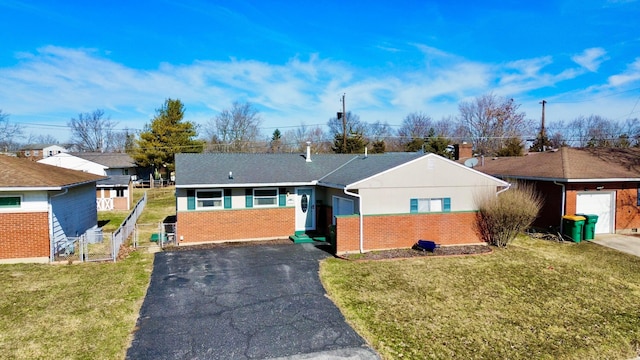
[18,144,67,161]
[0,155,104,263]
[175,147,508,254]
[475,147,640,235]
[39,153,133,211]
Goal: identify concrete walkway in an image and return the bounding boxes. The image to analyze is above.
[592,234,640,257]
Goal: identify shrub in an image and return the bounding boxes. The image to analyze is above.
[476,182,543,247]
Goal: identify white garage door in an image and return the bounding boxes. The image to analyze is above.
[576,192,615,234]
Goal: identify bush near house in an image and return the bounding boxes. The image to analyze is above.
[477,182,543,247]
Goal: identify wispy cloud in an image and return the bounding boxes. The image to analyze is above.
[0,45,634,138]
[607,57,640,86]
[571,47,608,72]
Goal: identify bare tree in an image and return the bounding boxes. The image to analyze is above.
[25,133,59,145]
[564,115,623,147]
[284,124,329,153]
[207,101,262,152]
[109,128,136,153]
[0,110,24,151]
[397,112,433,140]
[68,109,117,152]
[458,93,531,156]
[397,112,434,152]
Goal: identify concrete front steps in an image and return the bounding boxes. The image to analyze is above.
[289,231,327,244]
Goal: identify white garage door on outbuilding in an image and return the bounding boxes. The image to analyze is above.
[576,191,615,234]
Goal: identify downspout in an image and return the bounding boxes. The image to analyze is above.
[554,181,566,234]
[48,188,69,262]
[343,187,364,254]
[496,183,512,195]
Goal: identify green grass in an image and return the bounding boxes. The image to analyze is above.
[321,236,640,360]
[0,187,177,359]
[0,251,153,359]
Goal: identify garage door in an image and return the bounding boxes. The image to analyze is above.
[576,192,615,234]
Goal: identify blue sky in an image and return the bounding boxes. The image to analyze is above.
[1,0,639,142]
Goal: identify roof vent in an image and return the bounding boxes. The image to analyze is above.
[228,171,233,179]
[306,142,312,162]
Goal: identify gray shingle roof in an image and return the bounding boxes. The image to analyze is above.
[97,175,131,186]
[175,153,355,186]
[320,153,423,186]
[175,152,426,188]
[72,152,136,168]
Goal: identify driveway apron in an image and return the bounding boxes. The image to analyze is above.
[126,243,378,359]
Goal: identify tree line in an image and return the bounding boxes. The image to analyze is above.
[1,93,639,172]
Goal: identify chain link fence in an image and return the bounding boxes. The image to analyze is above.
[52,192,148,263]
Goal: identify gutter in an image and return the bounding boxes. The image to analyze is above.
[48,188,69,262]
[343,187,364,254]
[554,181,566,234]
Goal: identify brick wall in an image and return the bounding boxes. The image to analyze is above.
[566,182,640,233]
[177,207,295,243]
[0,212,50,260]
[336,212,482,254]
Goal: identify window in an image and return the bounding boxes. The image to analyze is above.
[253,188,278,207]
[0,196,21,208]
[410,198,451,213]
[33,150,39,156]
[196,190,223,209]
[332,196,354,225]
[49,151,53,156]
[25,151,30,156]
[116,189,125,198]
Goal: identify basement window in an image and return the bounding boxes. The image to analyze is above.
[253,188,278,207]
[196,190,223,209]
[0,196,21,209]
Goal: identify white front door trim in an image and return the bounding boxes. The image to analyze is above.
[295,187,316,232]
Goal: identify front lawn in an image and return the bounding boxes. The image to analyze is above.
[0,252,153,359]
[320,236,640,359]
[0,186,175,359]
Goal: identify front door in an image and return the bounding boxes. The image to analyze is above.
[295,188,316,232]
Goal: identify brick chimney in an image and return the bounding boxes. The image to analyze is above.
[454,142,473,160]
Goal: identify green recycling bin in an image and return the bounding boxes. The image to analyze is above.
[575,213,598,241]
[562,215,586,242]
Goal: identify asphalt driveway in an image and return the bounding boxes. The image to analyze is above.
[126,243,378,360]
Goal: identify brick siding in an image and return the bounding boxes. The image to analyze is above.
[0,212,50,259]
[336,212,481,254]
[177,207,295,243]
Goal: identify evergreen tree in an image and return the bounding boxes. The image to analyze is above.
[371,139,386,154]
[270,129,282,153]
[423,128,452,158]
[332,131,368,154]
[130,98,203,175]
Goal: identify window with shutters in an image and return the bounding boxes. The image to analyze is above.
[196,189,223,209]
[410,197,451,213]
[253,188,278,207]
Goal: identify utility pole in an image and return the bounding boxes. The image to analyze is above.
[539,100,547,151]
[341,93,346,152]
